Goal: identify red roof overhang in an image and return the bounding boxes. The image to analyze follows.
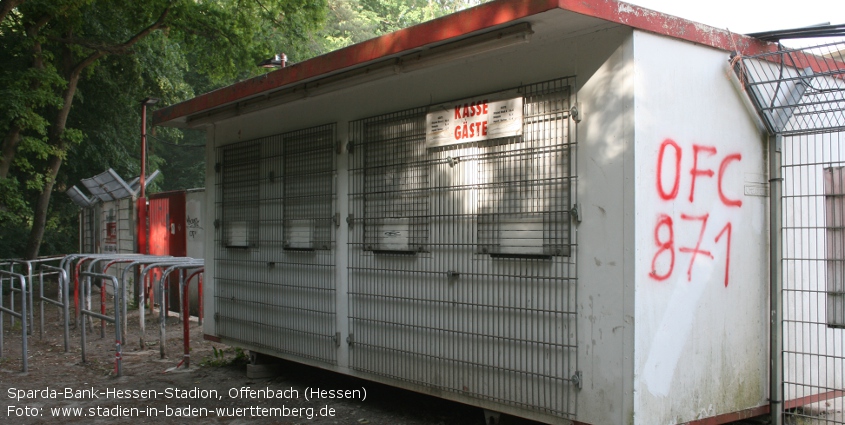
[153,0,773,127]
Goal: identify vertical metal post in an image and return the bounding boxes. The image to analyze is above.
[62,267,69,352]
[197,273,203,326]
[114,275,123,377]
[181,271,190,368]
[19,274,27,373]
[140,101,148,200]
[26,261,33,336]
[139,97,157,259]
[39,272,44,338]
[770,134,783,425]
[160,270,167,359]
[81,274,87,363]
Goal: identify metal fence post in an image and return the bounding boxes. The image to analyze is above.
[770,134,783,425]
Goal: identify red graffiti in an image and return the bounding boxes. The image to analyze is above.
[649,214,675,281]
[718,154,743,207]
[656,142,743,207]
[689,145,717,202]
[715,223,732,287]
[650,139,742,286]
[678,214,715,281]
[657,139,681,200]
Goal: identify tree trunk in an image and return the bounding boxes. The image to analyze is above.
[23,46,84,259]
[0,124,22,179]
[23,152,61,259]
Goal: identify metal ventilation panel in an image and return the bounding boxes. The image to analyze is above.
[81,168,135,201]
[66,185,95,208]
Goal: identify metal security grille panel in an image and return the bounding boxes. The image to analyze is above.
[215,124,338,364]
[352,108,429,252]
[283,126,335,250]
[348,78,577,419]
[740,40,845,423]
[478,85,571,257]
[220,141,261,248]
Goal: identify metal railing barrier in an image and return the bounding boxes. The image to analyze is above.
[137,259,200,349]
[0,270,28,372]
[156,261,203,360]
[179,268,204,368]
[38,265,70,352]
[79,271,123,377]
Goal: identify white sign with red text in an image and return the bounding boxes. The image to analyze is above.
[426,96,523,148]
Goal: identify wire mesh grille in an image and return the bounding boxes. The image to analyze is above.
[353,108,430,252]
[348,78,577,418]
[740,40,845,136]
[214,124,338,364]
[220,140,261,248]
[81,207,96,253]
[739,40,845,423]
[782,132,845,423]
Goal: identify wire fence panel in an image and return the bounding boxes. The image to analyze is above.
[781,131,845,424]
[214,124,338,365]
[741,40,845,423]
[348,77,578,419]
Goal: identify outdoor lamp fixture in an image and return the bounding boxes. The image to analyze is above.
[259,53,287,68]
[140,97,159,199]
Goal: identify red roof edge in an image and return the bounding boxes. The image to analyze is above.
[153,0,772,126]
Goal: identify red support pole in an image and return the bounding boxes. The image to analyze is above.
[137,197,147,254]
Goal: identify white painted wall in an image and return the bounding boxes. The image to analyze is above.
[632,31,769,424]
[575,30,636,425]
[185,189,205,259]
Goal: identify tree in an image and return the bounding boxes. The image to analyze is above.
[303,0,487,56]
[0,0,327,259]
[0,0,487,259]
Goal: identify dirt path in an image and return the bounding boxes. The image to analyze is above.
[0,296,534,425]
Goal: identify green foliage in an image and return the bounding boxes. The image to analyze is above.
[201,346,249,368]
[304,0,487,56]
[0,0,488,259]
[0,0,329,258]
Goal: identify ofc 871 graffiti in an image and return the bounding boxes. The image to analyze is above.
[649,138,742,287]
